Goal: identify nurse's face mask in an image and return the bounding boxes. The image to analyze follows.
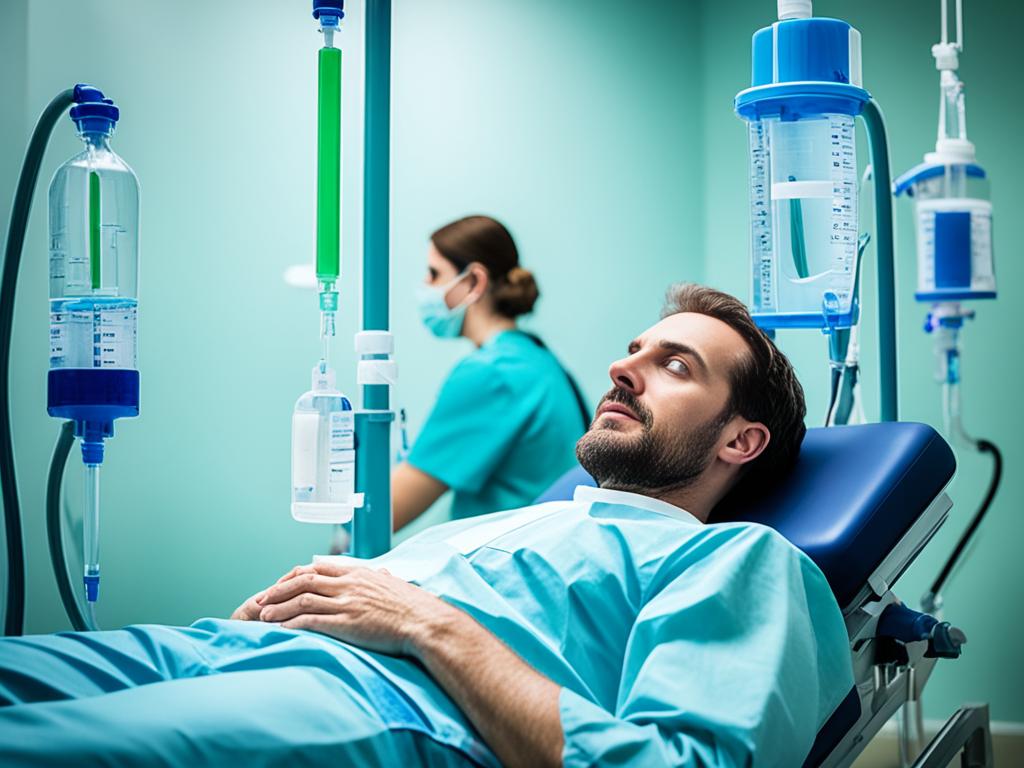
[416,269,474,338]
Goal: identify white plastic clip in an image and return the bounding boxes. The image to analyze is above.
[357,359,398,386]
[355,331,394,356]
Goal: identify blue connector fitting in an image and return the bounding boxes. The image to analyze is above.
[70,84,119,135]
[878,602,939,642]
[84,574,100,602]
[946,348,961,385]
[75,420,113,465]
[877,602,964,660]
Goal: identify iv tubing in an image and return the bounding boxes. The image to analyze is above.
[928,436,1001,601]
[788,176,810,279]
[825,234,869,427]
[940,0,964,49]
[0,88,76,636]
[316,31,341,368]
[46,421,90,631]
[860,99,899,422]
[924,365,1003,606]
[83,462,100,603]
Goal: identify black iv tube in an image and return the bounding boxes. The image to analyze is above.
[0,88,76,636]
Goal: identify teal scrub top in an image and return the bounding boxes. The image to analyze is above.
[408,329,584,520]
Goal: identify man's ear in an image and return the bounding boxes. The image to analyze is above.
[718,421,770,467]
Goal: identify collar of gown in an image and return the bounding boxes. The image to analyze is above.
[573,485,701,526]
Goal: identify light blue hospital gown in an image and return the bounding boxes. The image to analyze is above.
[0,486,853,766]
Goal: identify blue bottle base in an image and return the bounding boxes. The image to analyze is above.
[752,310,857,332]
[47,368,140,422]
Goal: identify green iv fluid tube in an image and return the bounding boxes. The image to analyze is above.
[317,42,341,358]
[787,176,810,280]
[317,46,341,282]
[89,171,101,289]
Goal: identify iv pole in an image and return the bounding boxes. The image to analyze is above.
[352,0,394,557]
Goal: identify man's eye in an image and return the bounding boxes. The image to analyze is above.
[666,359,689,375]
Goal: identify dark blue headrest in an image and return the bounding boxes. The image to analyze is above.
[535,422,955,609]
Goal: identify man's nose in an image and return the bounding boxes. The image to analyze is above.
[608,356,643,396]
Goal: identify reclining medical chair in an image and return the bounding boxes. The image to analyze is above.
[537,422,993,767]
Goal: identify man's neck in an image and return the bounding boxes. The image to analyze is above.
[598,482,712,523]
[648,487,711,523]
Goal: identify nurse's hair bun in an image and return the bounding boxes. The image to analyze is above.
[492,266,539,318]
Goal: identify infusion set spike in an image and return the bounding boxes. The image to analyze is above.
[318,280,338,367]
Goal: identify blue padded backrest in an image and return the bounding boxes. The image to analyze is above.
[535,422,955,609]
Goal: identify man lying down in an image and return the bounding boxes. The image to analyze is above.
[0,284,852,767]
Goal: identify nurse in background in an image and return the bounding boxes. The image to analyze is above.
[392,215,589,531]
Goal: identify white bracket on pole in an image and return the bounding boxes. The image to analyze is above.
[355,330,397,386]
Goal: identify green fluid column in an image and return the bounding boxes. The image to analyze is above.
[861,99,899,422]
[353,0,393,558]
[317,46,341,281]
[89,171,101,289]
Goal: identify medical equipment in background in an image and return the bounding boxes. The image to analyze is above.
[289,0,395,557]
[0,85,137,635]
[290,1,360,524]
[48,88,140,628]
[892,3,1003,759]
[735,0,898,424]
[291,364,360,521]
[894,0,1003,616]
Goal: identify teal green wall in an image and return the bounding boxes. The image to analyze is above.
[0,2,26,227]
[2,0,702,626]
[700,0,1024,723]
[0,0,1020,726]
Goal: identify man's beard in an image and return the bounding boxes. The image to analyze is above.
[576,387,733,494]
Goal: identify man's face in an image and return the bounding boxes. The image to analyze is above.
[576,312,750,494]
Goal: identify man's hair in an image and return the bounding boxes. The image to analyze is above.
[661,283,806,504]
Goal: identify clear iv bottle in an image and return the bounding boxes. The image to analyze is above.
[735,15,868,330]
[46,86,139,608]
[48,95,140,389]
[291,364,362,523]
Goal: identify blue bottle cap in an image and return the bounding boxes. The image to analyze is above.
[736,18,870,120]
[70,84,119,134]
[312,0,344,21]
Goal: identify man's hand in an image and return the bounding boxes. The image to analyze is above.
[233,560,563,767]
[230,589,267,621]
[254,562,454,656]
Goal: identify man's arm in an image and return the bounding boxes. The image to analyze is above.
[411,601,563,767]
[252,563,563,768]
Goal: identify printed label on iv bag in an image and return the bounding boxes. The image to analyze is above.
[49,299,138,369]
[328,410,356,502]
[748,121,774,311]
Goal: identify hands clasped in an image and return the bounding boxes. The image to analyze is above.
[230,562,450,657]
